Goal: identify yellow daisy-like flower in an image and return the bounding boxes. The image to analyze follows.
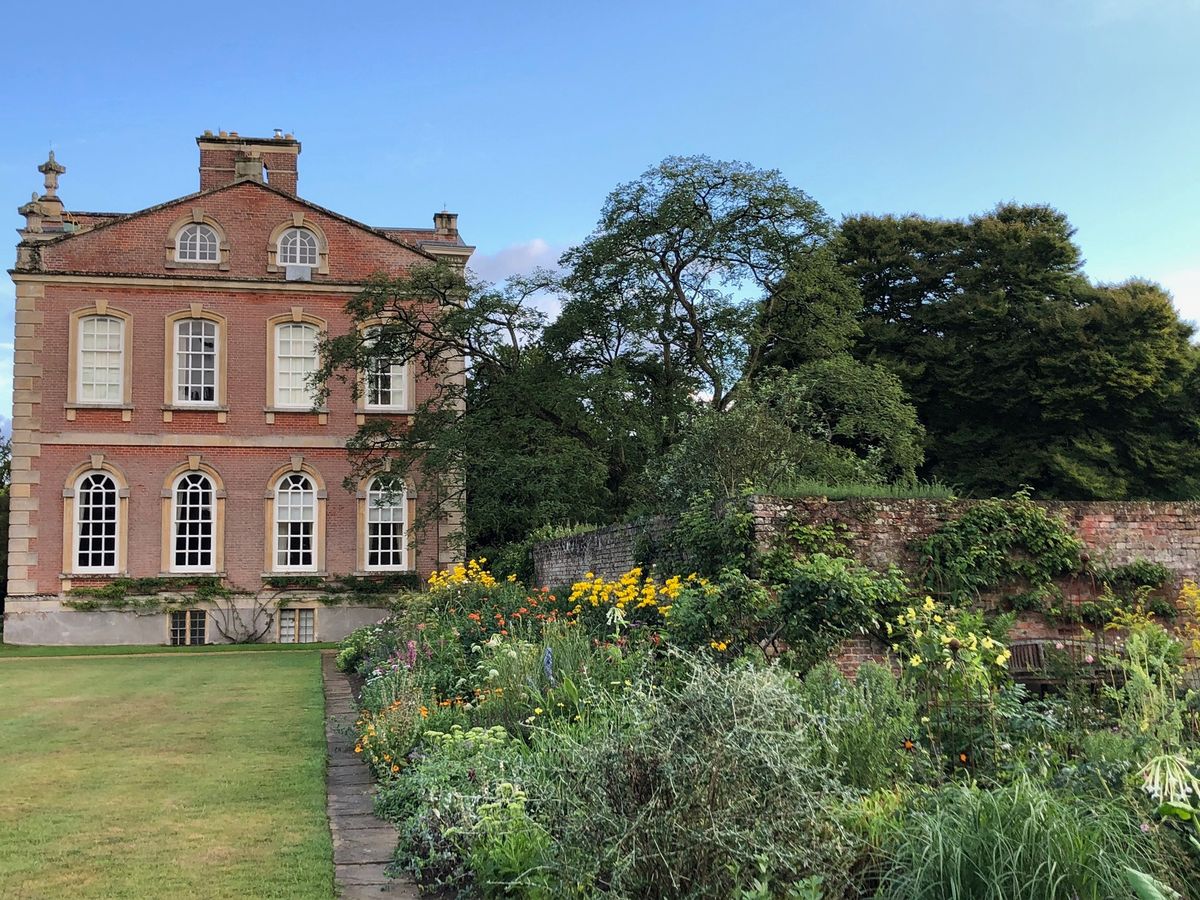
[909,655,923,668]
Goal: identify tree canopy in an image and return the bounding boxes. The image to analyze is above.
[317,162,1200,562]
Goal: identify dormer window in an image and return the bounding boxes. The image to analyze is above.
[175,223,219,262]
[278,228,318,267]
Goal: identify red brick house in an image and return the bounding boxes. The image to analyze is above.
[5,130,470,645]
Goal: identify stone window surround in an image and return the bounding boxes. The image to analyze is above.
[263,308,328,425]
[61,455,131,579]
[263,457,328,575]
[159,456,227,576]
[66,301,135,422]
[266,214,330,275]
[163,305,229,423]
[164,209,231,271]
[354,471,417,574]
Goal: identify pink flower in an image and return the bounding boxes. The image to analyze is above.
[1085,654,1095,665]
[1140,822,1152,833]
[1055,641,1065,651]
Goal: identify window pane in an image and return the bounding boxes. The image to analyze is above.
[274,473,316,570]
[175,319,217,404]
[278,228,318,267]
[298,609,315,643]
[75,471,118,572]
[274,323,319,407]
[172,472,214,572]
[364,327,407,408]
[366,475,406,569]
[79,316,124,403]
[177,224,218,262]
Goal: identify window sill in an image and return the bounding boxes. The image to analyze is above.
[65,402,134,422]
[351,569,416,577]
[162,404,228,423]
[264,407,328,425]
[157,572,227,580]
[165,261,229,272]
[262,571,328,579]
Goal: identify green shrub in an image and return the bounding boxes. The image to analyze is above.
[875,777,1170,900]
[666,568,776,657]
[518,657,866,898]
[778,553,908,668]
[798,661,923,791]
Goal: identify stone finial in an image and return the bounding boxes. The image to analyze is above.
[37,150,65,199]
[18,192,43,234]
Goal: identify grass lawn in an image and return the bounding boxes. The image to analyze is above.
[0,640,339,658]
[0,652,334,899]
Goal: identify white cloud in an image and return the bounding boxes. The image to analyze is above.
[469,238,565,283]
[1158,269,1200,329]
[469,238,571,319]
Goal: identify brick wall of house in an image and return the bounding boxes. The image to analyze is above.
[8,133,470,640]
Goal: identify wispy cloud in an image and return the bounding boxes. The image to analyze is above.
[469,238,566,283]
[469,238,570,319]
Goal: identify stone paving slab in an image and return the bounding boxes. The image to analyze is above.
[322,651,413,900]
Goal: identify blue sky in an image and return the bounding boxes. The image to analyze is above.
[3,0,1199,426]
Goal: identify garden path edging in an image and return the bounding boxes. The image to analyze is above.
[322,650,417,899]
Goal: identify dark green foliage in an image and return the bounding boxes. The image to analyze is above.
[667,491,756,578]
[840,206,1200,499]
[64,576,238,611]
[916,492,1084,611]
[490,522,599,585]
[1097,560,1174,591]
[651,365,923,511]
[778,553,909,667]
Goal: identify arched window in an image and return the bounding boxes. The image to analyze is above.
[74,471,119,573]
[274,322,319,407]
[274,472,317,571]
[277,228,318,267]
[366,475,407,570]
[78,315,125,403]
[363,326,408,410]
[171,472,215,573]
[175,223,219,262]
[174,318,218,404]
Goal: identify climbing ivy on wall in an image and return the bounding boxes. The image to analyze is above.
[915,491,1085,613]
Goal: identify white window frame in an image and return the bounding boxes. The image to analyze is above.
[278,228,318,267]
[363,326,408,411]
[170,472,216,574]
[279,608,316,644]
[175,223,219,263]
[365,475,407,571]
[273,472,318,572]
[77,314,125,404]
[74,471,120,574]
[174,318,219,406]
[274,322,320,409]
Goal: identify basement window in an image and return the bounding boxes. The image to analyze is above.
[279,608,315,643]
[169,609,206,646]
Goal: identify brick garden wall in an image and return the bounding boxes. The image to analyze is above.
[533,497,1200,673]
[532,517,676,588]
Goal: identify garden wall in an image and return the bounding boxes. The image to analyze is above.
[536,497,1200,587]
[533,497,1200,672]
[532,516,678,588]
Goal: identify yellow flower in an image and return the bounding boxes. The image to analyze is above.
[913,629,923,639]
[909,655,923,668]
[995,653,1007,666]
[933,615,943,623]
[533,707,544,715]
[923,596,936,612]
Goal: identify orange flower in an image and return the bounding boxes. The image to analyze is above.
[467,612,481,621]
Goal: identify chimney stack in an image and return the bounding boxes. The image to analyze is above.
[433,210,458,236]
[197,130,300,194]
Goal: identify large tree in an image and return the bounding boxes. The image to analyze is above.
[840,205,1200,498]
[318,157,926,556]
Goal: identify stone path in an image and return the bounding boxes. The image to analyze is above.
[323,651,418,899]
